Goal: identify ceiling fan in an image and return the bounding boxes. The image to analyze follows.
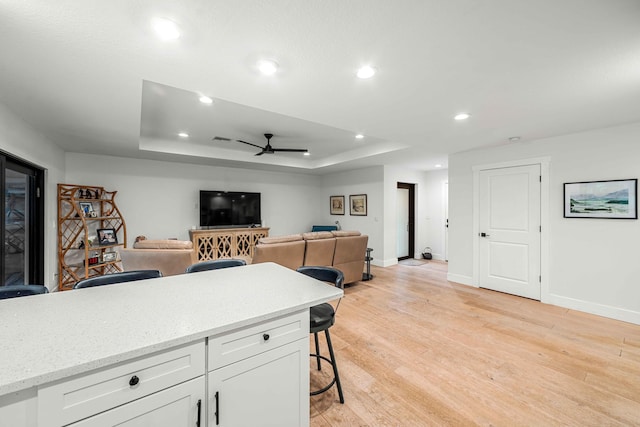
[214,133,309,156]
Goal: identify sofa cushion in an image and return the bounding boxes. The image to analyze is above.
[333,235,368,284]
[258,234,303,244]
[331,230,361,237]
[252,240,306,270]
[302,231,334,240]
[303,237,336,266]
[119,247,195,276]
[133,239,193,249]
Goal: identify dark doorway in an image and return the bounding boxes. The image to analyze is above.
[1,152,45,286]
[396,182,415,261]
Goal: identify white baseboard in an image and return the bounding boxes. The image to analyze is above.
[446,273,475,287]
[544,294,640,325]
[374,258,398,267]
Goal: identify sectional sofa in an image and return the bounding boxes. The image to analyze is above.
[252,230,369,285]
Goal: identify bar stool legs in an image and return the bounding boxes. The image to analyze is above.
[310,328,344,403]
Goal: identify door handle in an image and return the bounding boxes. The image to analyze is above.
[479,232,490,237]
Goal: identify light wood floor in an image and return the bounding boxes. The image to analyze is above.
[309,261,640,426]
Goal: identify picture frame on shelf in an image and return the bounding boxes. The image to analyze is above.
[563,178,637,219]
[330,195,345,215]
[79,202,94,217]
[97,228,118,245]
[349,194,367,216]
[102,251,118,262]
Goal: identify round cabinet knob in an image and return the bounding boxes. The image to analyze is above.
[129,375,140,387]
[263,333,270,341]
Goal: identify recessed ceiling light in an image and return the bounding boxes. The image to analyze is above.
[303,152,310,156]
[257,59,279,75]
[509,136,521,142]
[199,96,213,104]
[454,113,471,121]
[153,18,180,41]
[435,164,442,168]
[356,65,376,79]
[178,132,189,138]
[355,134,364,139]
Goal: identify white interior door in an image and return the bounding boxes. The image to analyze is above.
[396,188,409,258]
[479,164,541,300]
[444,182,449,262]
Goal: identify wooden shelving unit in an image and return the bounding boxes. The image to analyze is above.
[190,227,269,262]
[57,184,127,291]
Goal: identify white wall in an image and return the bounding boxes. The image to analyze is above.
[320,166,384,265]
[448,121,640,324]
[0,103,65,289]
[65,153,323,245]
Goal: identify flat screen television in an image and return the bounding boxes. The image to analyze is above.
[199,191,261,228]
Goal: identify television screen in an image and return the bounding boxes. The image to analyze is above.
[199,191,261,227]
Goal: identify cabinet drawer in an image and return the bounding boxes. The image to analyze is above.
[70,376,205,427]
[38,341,205,427]
[208,310,308,370]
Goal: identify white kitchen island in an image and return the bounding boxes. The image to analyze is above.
[0,262,343,426]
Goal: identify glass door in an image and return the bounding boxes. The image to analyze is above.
[1,154,44,286]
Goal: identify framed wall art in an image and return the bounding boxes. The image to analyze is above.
[349,194,367,216]
[563,178,637,219]
[330,195,345,215]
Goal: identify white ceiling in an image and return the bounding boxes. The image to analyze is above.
[1,1,639,174]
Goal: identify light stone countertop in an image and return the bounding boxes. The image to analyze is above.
[0,262,342,396]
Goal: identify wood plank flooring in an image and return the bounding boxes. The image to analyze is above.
[309,261,640,426]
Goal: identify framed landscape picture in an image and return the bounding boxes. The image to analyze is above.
[564,179,637,219]
[330,195,345,215]
[349,194,367,216]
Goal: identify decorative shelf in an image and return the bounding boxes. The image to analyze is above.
[57,184,127,291]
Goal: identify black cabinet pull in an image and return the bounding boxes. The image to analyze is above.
[215,391,220,425]
[196,399,202,427]
[263,333,270,341]
[128,375,139,387]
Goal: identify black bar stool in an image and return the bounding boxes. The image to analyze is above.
[73,270,162,289]
[296,266,345,403]
[185,259,246,273]
[0,284,48,299]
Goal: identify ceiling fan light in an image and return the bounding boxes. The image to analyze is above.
[258,59,279,75]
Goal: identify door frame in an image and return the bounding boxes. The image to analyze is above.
[396,182,415,261]
[472,157,550,303]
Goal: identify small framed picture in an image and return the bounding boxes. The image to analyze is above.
[102,252,118,262]
[330,195,345,215]
[97,228,118,245]
[79,202,94,217]
[349,194,367,216]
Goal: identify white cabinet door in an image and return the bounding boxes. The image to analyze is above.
[71,377,205,427]
[209,338,309,427]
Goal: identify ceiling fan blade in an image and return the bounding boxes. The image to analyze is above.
[212,136,232,141]
[254,151,265,156]
[237,139,264,149]
[271,148,309,153]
